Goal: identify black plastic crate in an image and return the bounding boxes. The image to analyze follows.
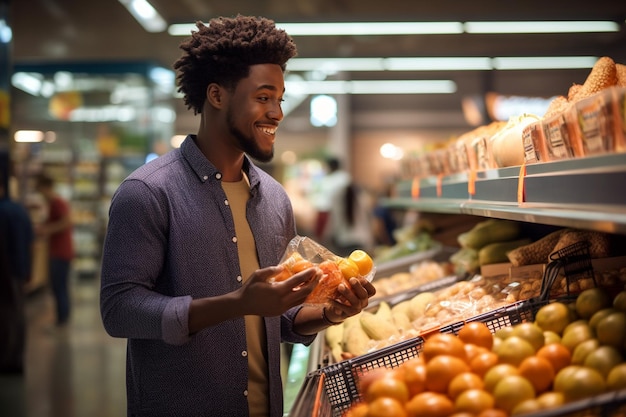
[314,335,424,415]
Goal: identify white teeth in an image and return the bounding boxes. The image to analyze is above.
[260,127,276,135]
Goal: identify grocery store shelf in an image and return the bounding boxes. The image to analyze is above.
[387,153,626,234]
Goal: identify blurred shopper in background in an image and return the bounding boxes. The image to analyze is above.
[371,182,399,247]
[309,157,351,240]
[35,173,74,326]
[0,172,34,373]
[326,181,375,257]
[99,15,375,417]
[309,156,374,256]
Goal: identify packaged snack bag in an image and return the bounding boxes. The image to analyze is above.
[269,235,376,305]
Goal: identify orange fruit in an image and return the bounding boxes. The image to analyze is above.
[511,398,542,415]
[364,372,410,403]
[425,355,470,393]
[290,259,314,274]
[305,260,345,304]
[337,257,360,279]
[534,302,571,334]
[492,375,536,413]
[367,397,407,417]
[596,311,626,348]
[536,391,565,409]
[343,402,369,417]
[406,392,454,417]
[554,365,606,402]
[536,343,571,373]
[458,322,494,350]
[613,290,626,312]
[571,338,600,365]
[483,363,519,392]
[588,307,616,330]
[464,343,489,362]
[511,322,545,352]
[448,371,485,399]
[494,336,535,366]
[583,345,624,379]
[477,409,508,417]
[607,363,626,390]
[454,388,495,414]
[469,351,499,377]
[358,367,399,395]
[400,358,427,397]
[518,355,555,394]
[423,333,467,363]
[560,321,594,352]
[348,249,374,276]
[270,265,292,282]
[575,287,611,319]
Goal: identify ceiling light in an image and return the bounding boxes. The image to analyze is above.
[493,56,599,70]
[384,57,492,71]
[286,80,457,95]
[0,18,12,43]
[11,72,43,95]
[168,20,619,37]
[277,21,464,36]
[465,21,620,34]
[14,130,45,143]
[287,58,385,73]
[119,0,166,33]
[287,56,597,72]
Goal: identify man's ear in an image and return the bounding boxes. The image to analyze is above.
[207,83,224,109]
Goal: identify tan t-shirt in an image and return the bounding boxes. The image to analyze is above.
[221,175,269,417]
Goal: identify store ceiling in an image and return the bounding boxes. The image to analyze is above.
[9,0,626,133]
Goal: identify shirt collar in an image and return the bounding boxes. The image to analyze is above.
[180,134,261,191]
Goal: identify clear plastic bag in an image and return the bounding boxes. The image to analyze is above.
[271,235,376,305]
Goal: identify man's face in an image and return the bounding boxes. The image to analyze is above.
[225,64,285,163]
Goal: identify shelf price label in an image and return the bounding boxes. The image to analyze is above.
[517,163,527,204]
[411,177,420,199]
[468,169,477,197]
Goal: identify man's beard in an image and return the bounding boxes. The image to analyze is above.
[227,109,274,163]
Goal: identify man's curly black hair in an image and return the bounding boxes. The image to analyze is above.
[173,15,297,115]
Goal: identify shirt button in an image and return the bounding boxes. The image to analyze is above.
[232,237,237,243]
[243,390,248,397]
[215,173,222,180]
[241,350,248,357]
[224,199,229,206]
[237,276,243,282]
[202,175,208,181]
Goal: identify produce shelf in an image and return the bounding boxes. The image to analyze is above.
[387,153,626,234]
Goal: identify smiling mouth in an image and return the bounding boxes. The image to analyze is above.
[259,126,277,136]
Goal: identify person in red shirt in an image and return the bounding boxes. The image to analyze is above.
[35,174,74,326]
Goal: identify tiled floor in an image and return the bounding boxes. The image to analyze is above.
[0,277,127,417]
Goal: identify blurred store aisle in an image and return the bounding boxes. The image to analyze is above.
[0,277,127,417]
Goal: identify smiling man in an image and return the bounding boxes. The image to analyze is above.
[99,15,375,417]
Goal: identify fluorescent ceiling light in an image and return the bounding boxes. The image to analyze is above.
[287,58,385,72]
[465,21,620,34]
[285,80,457,95]
[168,20,619,36]
[119,0,166,33]
[277,22,463,36]
[493,56,599,70]
[14,130,45,143]
[287,56,597,72]
[384,57,492,71]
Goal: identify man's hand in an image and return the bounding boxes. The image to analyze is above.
[324,277,376,323]
[238,266,323,317]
